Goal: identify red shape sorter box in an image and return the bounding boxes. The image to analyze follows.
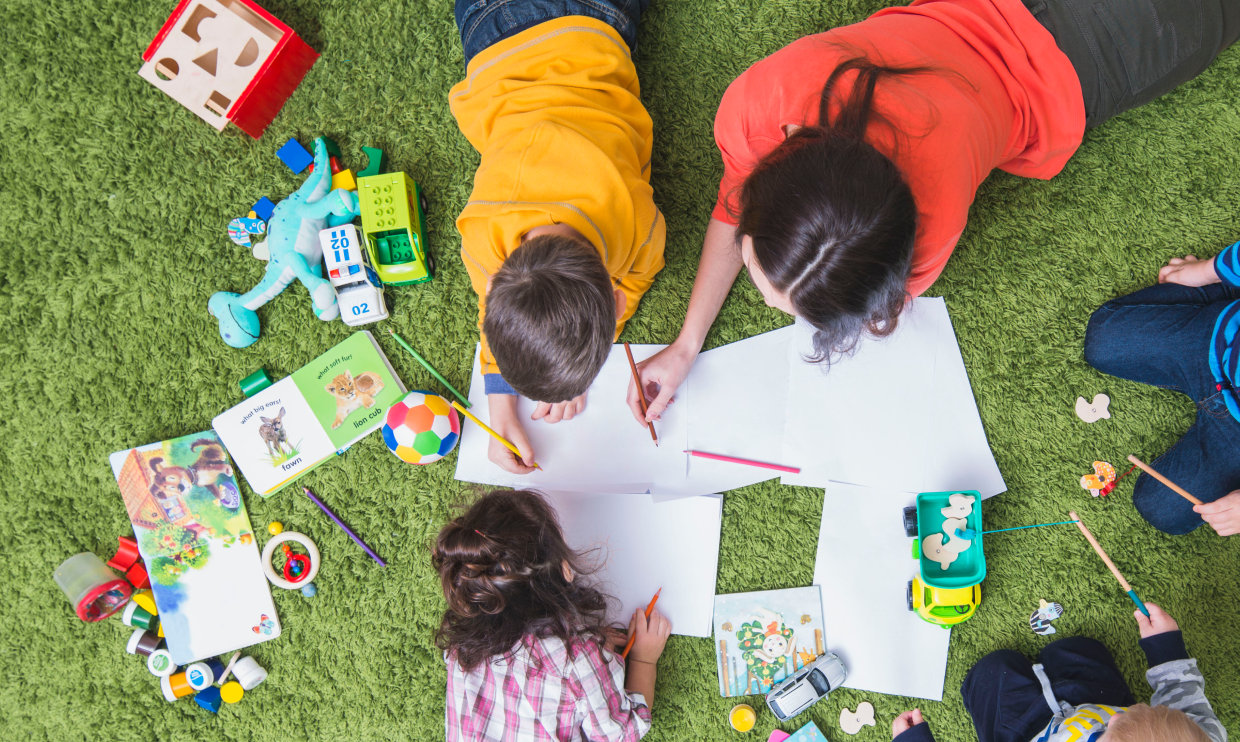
[138,0,318,139]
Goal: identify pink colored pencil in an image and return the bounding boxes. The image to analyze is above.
[683,450,800,474]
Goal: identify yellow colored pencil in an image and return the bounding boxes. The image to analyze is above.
[451,400,542,471]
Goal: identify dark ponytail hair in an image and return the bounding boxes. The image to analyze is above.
[433,490,610,672]
[737,56,933,362]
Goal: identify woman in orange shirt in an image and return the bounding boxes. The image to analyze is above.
[628,0,1238,422]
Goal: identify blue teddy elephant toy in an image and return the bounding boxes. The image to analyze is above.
[209,138,361,348]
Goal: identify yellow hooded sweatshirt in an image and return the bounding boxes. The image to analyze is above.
[449,16,665,379]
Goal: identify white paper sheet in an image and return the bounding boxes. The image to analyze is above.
[454,345,688,488]
[780,299,945,490]
[923,306,1006,498]
[544,491,722,638]
[813,482,953,701]
[650,326,796,500]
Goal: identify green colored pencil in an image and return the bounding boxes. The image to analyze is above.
[387,330,472,408]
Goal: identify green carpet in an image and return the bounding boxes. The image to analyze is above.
[1,0,1238,739]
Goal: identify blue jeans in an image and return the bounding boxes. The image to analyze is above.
[455,0,647,66]
[1084,282,1240,534]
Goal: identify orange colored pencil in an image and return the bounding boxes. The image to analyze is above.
[621,588,662,660]
[623,342,658,447]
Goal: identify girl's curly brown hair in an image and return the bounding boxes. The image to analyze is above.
[433,489,611,673]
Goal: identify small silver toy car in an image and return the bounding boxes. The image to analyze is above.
[765,651,848,721]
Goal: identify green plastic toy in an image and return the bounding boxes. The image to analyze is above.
[903,490,986,629]
[357,172,433,286]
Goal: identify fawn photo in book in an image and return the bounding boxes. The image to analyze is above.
[713,586,826,697]
[109,431,280,663]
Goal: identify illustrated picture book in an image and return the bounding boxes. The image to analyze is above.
[713,586,827,697]
[109,431,279,664]
[213,330,406,496]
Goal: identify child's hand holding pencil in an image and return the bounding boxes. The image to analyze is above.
[462,397,540,474]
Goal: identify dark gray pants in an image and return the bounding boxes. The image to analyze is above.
[1024,0,1240,128]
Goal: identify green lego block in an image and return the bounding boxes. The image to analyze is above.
[357,172,432,286]
[321,137,342,158]
[359,146,384,178]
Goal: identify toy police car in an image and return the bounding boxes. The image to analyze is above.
[319,223,389,327]
[765,652,848,721]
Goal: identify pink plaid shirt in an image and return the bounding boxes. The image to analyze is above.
[446,634,652,742]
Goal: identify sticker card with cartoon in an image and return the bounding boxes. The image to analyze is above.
[712,586,826,697]
[109,431,279,664]
[213,330,406,496]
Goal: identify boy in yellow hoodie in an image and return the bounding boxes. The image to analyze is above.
[449,0,664,474]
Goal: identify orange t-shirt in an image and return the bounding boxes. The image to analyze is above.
[712,0,1084,295]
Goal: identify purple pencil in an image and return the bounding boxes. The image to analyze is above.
[302,487,386,567]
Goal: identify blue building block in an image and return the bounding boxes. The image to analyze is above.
[276,139,313,173]
[252,197,276,222]
[194,686,223,713]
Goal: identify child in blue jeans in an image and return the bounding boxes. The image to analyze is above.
[1081,243,1240,537]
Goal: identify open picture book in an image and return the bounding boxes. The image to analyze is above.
[213,331,406,496]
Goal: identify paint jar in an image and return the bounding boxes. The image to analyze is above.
[729,703,756,732]
[185,662,215,691]
[126,628,162,657]
[53,553,132,622]
[122,601,159,631]
[147,649,177,678]
[232,656,268,690]
[161,671,195,702]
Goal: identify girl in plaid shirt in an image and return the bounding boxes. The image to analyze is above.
[434,490,671,741]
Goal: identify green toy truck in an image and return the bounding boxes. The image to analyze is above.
[904,491,986,629]
[357,172,433,286]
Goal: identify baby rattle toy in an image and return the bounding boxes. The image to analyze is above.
[261,531,320,590]
[208,138,361,348]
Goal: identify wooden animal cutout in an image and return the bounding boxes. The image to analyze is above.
[839,702,876,735]
[1029,599,1064,635]
[1075,394,1111,423]
[940,493,975,518]
[922,518,972,569]
[1080,461,1117,497]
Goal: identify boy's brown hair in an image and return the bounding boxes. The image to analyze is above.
[1105,704,1210,742]
[483,234,615,402]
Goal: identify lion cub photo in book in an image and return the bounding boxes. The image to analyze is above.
[214,331,406,496]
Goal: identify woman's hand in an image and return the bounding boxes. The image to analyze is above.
[892,709,924,738]
[1194,491,1240,536]
[626,340,696,424]
[531,393,587,424]
[486,394,536,474]
[1159,255,1220,286]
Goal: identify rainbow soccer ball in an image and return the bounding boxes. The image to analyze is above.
[382,391,460,464]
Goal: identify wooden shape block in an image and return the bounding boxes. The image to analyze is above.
[276,138,312,173]
[359,146,384,177]
[331,169,357,192]
[126,562,151,590]
[132,589,158,615]
[107,535,140,571]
